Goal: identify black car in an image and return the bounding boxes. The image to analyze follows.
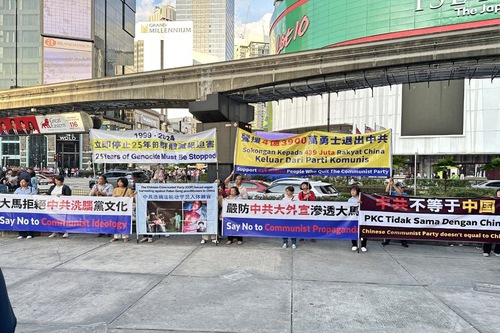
[89,170,149,189]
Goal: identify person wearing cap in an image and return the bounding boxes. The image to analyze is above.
[381,177,409,247]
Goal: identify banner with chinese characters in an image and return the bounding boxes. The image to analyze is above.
[222,200,359,239]
[233,128,391,177]
[135,183,218,236]
[0,194,133,234]
[359,194,500,243]
[90,128,217,164]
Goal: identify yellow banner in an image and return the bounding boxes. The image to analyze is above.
[234,129,391,177]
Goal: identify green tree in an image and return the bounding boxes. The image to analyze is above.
[392,156,409,174]
[432,157,459,193]
[481,157,500,171]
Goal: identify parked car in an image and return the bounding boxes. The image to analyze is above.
[36,174,54,193]
[270,177,310,185]
[88,170,149,189]
[471,180,500,189]
[249,179,339,200]
[225,180,269,195]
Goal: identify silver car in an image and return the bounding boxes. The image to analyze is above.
[249,179,339,200]
[88,170,149,189]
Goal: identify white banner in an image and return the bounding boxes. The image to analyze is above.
[90,128,217,164]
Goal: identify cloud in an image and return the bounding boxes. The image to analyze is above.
[136,0,175,22]
[235,13,272,39]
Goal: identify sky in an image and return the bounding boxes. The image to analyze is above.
[136,0,275,37]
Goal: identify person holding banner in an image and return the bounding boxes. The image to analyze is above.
[381,178,409,248]
[224,171,248,199]
[90,175,114,237]
[348,185,367,252]
[226,186,244,245]
[483,189,500,257]
[298,181,317,242]
[15,177,37,239]
[47,175,72,238]
[282,186,298,249]
[110,177,134,243]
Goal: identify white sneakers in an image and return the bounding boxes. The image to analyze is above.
[351,246,358,251]
[483,253,489,257]
[282,243,288,248]
[292,244,297,249]
[16,236,23,239]
[361,247,367,252]
[200,239,206,244]
[352,246,367,252]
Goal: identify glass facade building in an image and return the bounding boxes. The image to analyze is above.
[0,0,135,169]
[176,0,234,61]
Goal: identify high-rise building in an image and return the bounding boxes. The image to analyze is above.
[148,5,176,22]
[176,0,234,62]
[0,0,135,169]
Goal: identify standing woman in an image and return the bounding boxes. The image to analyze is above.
[282,186,297,249]
[225,186,244,245]
[298,181,316,242]
[110,177,134,243]
[47,175,72,238]
[298,181,316,201]
[15,178,37,239]
[348,185,368,252]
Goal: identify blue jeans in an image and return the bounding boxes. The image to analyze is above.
[282,238,297,245]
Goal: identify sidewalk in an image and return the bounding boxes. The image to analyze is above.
[1,234,499,333]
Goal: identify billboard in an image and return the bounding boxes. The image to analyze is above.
[135,21,193,70]
[0,112,93,137]
[271,0,500,54]
[43,0,92,40]
[43,37,92,84]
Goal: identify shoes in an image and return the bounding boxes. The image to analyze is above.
[48,233,57,238]
[211,239,218,243]
[109,238,118,243]
[139,238,148,243]
[147,238,154,243]
[495,253,500,257]
[282,243,288,248]
[311,239,317,242]
[292,244,297,249]
[200,239,206,244]
[361,247,367,252]
[17,236,23,239]
[226,240,232,245]
[62,233,69,238]
[483,253,490,257]
[26,235,32,239]
[351,246,358,251]
[401,241,408,248]
[381,240,389,246]
[237,241,243,245]
[123,238,129,243]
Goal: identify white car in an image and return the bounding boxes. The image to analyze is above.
[36,174,54,193]
[249,179,339,200]
[472,180,500,189]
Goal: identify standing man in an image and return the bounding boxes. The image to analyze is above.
[224,170,248,199]
[382,178,409,247]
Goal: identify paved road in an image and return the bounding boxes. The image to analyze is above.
[1,234,499,333]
